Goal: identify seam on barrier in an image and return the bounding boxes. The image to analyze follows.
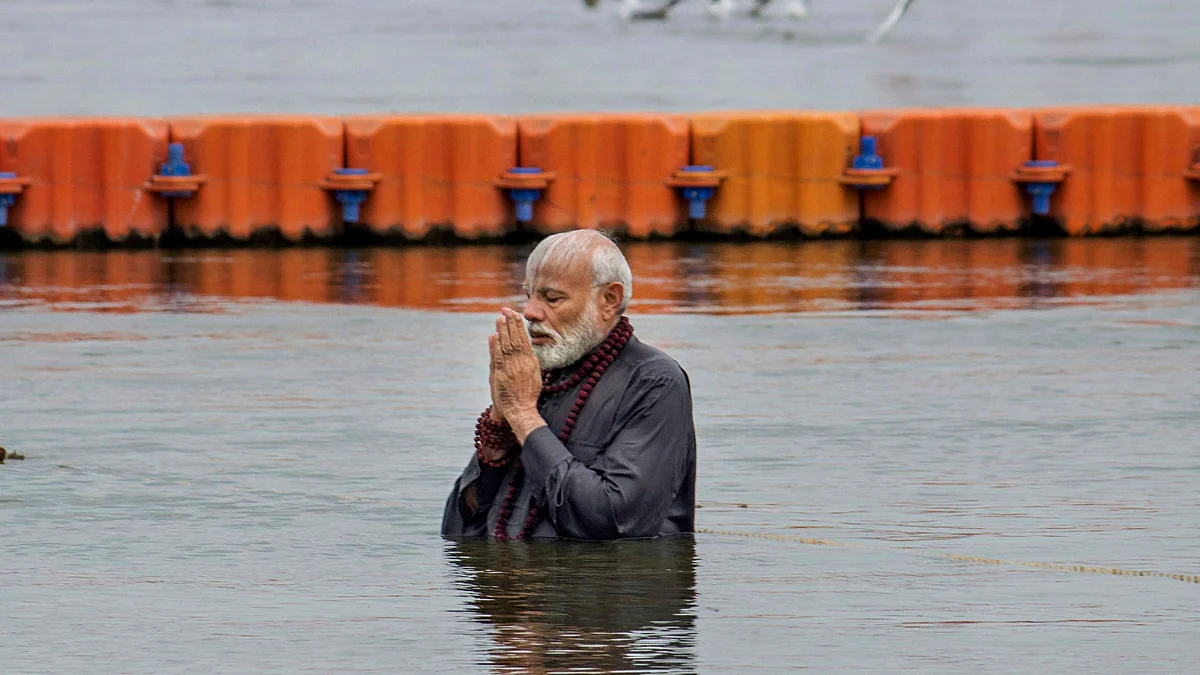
[515,122,525,170]
[1030,119,1039,162]
[339,120,349,174]
[855,128,867,231]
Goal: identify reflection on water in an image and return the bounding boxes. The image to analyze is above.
[3,234,1199,673]
[446,538,696,673]
[0,238,1197,314]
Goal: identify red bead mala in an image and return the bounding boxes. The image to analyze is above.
[474,406,518,468]
[488,316,633,541]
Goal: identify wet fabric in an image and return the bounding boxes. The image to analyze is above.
[441,334,697,540]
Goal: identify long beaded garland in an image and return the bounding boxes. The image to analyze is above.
[481,316,634,541]
[474,406,517,468]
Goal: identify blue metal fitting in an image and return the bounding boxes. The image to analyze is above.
[1021,160,1060,216]
[853,136,885,171]
[332,168,370,223]
[506,168,546,223]
[677,166,717,219]
[850,136,889,191]
[148,143,206,198]
[841,136,898,190]
[0,172,15,227]
[158,143,194,197]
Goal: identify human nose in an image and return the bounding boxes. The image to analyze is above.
[523,298,546,324]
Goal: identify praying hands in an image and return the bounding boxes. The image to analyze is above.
[443,229,697,541]
[489,307,547,444]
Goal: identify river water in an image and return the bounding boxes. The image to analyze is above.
[0,0,1198,115]
[3,0,1200,671]
[1,238,1199,673]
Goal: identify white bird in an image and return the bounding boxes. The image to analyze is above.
[605,0,917,42]
[617,0,641,21]
[708,0,736,20]
[782,0,810,19]
[866,0,916,43]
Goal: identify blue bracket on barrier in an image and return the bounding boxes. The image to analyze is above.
[667,165,726,220]
[159,143,192,197]
[1020,160,1059,215]
[678,166,716,219]
[495,168,554,224]
[320,168,381,224]
[508,168,543,223]
[0,172,16,227]
[1011,160,1070,216]
[854,136,884,172]
[0,171,32,226]
[146,143,207,198]
[333,168,369,223]
[839,136,898,190]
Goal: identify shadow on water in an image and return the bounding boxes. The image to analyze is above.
[0,238,1197,314]
[445,537,697,673]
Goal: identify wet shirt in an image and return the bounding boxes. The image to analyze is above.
[441,335,697,540]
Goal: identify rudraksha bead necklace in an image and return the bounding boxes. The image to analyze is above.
[488,316,633,541]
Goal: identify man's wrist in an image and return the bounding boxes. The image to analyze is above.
[509,409,547,445]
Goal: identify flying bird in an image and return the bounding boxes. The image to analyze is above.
[600,0,917,42]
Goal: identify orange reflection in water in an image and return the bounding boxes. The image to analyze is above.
[0,239,1196,314]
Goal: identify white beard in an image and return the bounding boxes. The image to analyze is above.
[528,299,606,371]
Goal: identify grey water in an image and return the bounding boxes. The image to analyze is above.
[3,0,1200,671]
[0,0,1197,116]
[1,238,1199,673]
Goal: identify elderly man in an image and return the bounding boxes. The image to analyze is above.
[441,230,697,540]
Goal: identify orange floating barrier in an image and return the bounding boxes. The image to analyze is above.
[345,115,518,240]
[689,112,861,237]
[1033,106,1200,234]
[859,108,1033,235]
[168,116,343,242]
[0,118,169,243]
[517,114,689,238]
[1,107,1198,247]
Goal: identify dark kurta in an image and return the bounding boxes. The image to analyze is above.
[441,334,697,540]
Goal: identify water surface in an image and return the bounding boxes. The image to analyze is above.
[2,238,1197,314]
[4,1,1200,671]
[2,239,1199,673]
[0,0,1197,115]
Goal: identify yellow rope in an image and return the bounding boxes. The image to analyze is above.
[934,553,1200,584]
[696,527,858,549]
[696,527,1200,584]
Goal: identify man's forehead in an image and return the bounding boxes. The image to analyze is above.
[525,256,591,289]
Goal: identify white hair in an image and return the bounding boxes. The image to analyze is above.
[526,230,633,313]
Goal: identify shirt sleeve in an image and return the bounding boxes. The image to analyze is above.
[441,453,507,537]
[520,369,693,540]
[464,464,506,527]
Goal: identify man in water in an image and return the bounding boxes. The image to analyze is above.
[441,229,697,540]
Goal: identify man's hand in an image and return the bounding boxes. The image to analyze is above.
[487,334,506,423]
[490,307,547,444]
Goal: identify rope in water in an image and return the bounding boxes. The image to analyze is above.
[695,527,1200,584]
[319,485,1197,584]
[697,527,859,549]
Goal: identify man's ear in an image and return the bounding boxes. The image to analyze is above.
[599,282,625,321]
